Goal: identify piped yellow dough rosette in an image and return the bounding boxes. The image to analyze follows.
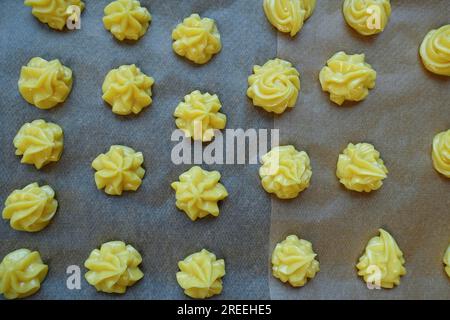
[259,145,312,199]
[444,245,450,278]
[336,143,388,192]
[84,241,143,294]
[420,25,450,76]
[319,51,376,106]
[24,0,84,30]
[103,0,151,41]
[171,166,228,221]
[0,249,48,299]
[272,235,319,287]
[102,64,154,116]
[172,14,221,64]
[263,0,316,37]
[174,91,227,142]
[2,183,58,232]
[343,0,391,36]
[357,229,406,289]
[176,249,225,299]
[92,145,145,196]
[19,57,73,109]
[432,129,450,178]
[247,58,300,114]
[14,119,64,170]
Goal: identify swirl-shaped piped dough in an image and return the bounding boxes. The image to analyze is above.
[343,0,391,36]
[174,91,227,142]
[272,235,319,287]
[319,51,376,106]
[444,245,450,278]
[0,249,48,299]
[172,14,221,64]
[176,249,225,299]
[103,0,151,41]
[247,58,300,114]
[84,241,143,294]
[14,119,64,170]
[432,129,450,178]
[336,143,388,192]
[2,183,58,232]
[259,145,312,199]
[24,0,84,30]
[263,0,316,37]
[92,145,145,196]
[19,57,73,109]
[171,166,228,221]
[420,25,450,76]
[357,229,406,289]
[102,64,154,115]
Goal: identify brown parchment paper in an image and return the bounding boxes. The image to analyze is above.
[270,0,450,299]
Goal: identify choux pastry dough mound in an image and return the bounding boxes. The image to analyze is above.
[2,183,58,232]
[272,235,319,287]
[92,145,145,196]
[263,0,316,37]
[420,25,450,76]
[84,241,144,294]
[444,245,450,278]
[0,249,48,299]
[24,0,84,30]
[259,145,312,199]
[432,129,450,178]
[336,142,388,193]
[171,166,228,221]
[174,90,227,142]
[343,0,391,36]
[176,249,225,299]
[14,119,64,170]
[103,0,151,41]
[319,51,376,106]
[19,57,73,109]
[357,229,406,289]
[102,64,154,115]
[172,14,221,64]
[247,58,300,114]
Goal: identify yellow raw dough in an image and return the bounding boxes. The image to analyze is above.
[2,183,57,232]
[171,166,228,221]
[444,245,450,278]
[176,249,225,299]
[420,25,450,76]
[272,235,319,287]
[432,129,450,178]
[172,14,221,64]
[357,229,406,289]
[14,119,64,170]
[319,51,376,106]
[92,145,145,196]
[24,0,84,30]
[102,64,154,116]
[174,90,227,142]
[343,0,391,36]
[259,145,312,199]
[0,249,48,299]
[84,241,143,294]
[18,57,73,110]
[336,142,388,192]
[247,58,300,114]
[103,0,151,41]
[263,0,316,37]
